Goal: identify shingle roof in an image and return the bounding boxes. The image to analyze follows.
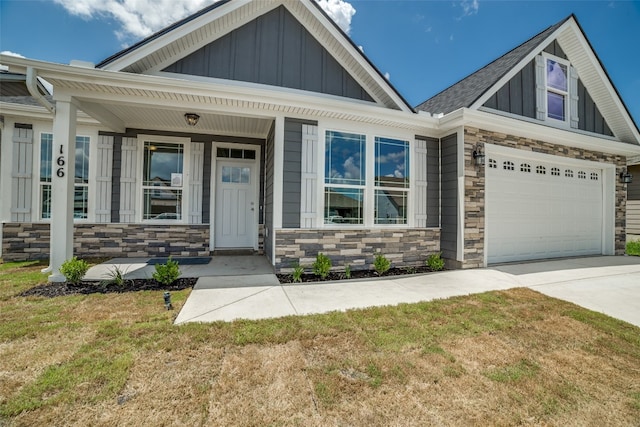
[415,15,571,114]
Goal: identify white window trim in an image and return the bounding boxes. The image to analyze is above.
[542,52,571,128]
[137,134,191,224]
[318,124,413,229]
[38,131,93,222]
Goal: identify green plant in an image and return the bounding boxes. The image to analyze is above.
[426,252,445,271]
[59,257,90,285]
[152,258,181,286]
[312,253,332,279]
[404,266,417,274]
[344,264,351,279]
[100,266,129,288]
[292,264,304,283]
[373,253,390,276]
[626,240,640,256]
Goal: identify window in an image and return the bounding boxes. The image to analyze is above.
[520,163,531,173]
[578,171,586,180]
[503,161,514,171]
[565,169,574,178]
[374,137,409,225]
[142,141,184,220]
[488,159,497,169]
[324,131,365,224]
[40,133,90,219]
[217,147,255,160]
[323,131,410,226]
[551,167,560,176]
[590,172,599,181]
[536,165,546,175]
[546,57,568,122]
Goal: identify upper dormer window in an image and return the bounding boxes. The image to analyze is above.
[546,58,568,121]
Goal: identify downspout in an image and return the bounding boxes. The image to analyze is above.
[26,67,55,114]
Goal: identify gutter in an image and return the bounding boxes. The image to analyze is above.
[26,67,55,114]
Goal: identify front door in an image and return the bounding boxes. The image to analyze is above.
[215,160,256,248]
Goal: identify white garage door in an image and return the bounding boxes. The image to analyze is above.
[486,151,603,264]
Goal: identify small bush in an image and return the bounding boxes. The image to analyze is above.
[312,253,332,279]
[152,258,181,286]
[426,252,445,271]
[373,253,390,276]
[344,264,351,279]
[100,266,128,287]
[59,257,89,285]
[626,240,640,256]
[292,264,304,283]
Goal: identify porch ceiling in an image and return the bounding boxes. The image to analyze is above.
[78,100,274,138]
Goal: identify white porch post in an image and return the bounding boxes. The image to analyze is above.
[48,97,77,282]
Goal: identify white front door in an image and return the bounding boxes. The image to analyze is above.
[215,161,256,248]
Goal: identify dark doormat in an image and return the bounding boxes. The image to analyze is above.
[147,257,212,265]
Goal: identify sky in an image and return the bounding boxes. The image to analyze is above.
[1,0,639,124]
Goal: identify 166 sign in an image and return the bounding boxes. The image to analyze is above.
[56,145,65,178]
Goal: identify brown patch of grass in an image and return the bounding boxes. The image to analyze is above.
[2,262,639,426]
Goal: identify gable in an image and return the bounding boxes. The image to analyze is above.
[482,41,614,137]
[163,6,374,102]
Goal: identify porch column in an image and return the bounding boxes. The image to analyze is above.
[273,115,285,229]
[48,97,77,282]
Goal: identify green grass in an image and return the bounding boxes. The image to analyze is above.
[483,359,540,382]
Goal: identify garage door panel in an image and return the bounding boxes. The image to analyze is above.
[487,151,603,264]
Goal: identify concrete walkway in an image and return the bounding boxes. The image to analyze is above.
[173,255,640,327]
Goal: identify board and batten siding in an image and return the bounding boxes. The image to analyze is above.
[188,142,205,224]
[264,124,275,262]
[440,133,458,260]
[95,135,114,223]
[11,125,33,222]
[163,6,373,103]
[119,137,138,223]
[483,40,613,137]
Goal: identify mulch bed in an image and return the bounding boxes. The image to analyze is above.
[19,278,197,298]
[277,265,436,284]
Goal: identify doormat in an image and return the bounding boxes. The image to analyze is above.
[147,257,212,265]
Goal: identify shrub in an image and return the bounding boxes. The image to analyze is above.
[373,253,390,276]
[312,253,332,279]
[59,257,89,285]
[152,258,181,286]
[100,266,129,288]
[426,252,445,271]
[344,264,351,279]
[292,264,304,283]
[627,240,640,256]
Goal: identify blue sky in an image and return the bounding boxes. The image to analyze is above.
[1,0,639,124]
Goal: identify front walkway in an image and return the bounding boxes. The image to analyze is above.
[171,255,640,327]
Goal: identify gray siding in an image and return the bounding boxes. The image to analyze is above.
[164,6,374,102]
[282,118,318,228]
[483,41,613,137]
[440,133,458,260]
[202,142,212,223]
[425,137,441,227]
[264,124,275,263]
[628,165,640,201]
[110,135,122,223]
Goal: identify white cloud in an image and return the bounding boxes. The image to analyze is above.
[459,0,479,18]
[52,0,356,42]
[384,72,390,80]
[1,51,26,58]
[315,0,356,34]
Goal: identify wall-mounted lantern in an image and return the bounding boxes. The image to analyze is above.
[620,170,633,184]
[472,146,485,167]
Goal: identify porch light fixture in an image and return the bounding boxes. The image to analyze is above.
[472,146,485,167]
[184,113,200,126]
[620,170,633,184]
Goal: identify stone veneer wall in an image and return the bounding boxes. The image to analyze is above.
[1,223,210,261]
[274,228,440,273]
[463,126,627,268]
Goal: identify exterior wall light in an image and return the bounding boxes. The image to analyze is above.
[473,147,485,166]
[184,113,200,126]
[620,170,633,184]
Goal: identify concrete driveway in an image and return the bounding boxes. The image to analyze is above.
[174,255,640,326]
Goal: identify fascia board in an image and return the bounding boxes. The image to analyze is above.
[0,101,100,124]
[439,108,640,157]
[100,0,254,71]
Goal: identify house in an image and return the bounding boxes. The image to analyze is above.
[1,0,639,282]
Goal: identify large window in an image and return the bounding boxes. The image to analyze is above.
[323,131,410,226]
[374,137,409,224]
[40,133,90,219]
[546,57,568,122]
[142,141,184,220]
[324,131,365,224]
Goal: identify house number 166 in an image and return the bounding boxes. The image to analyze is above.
[56,145,65,178]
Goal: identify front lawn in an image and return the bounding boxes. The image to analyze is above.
[1,260,639,426]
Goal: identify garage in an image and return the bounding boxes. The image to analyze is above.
[486,148,605,264]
